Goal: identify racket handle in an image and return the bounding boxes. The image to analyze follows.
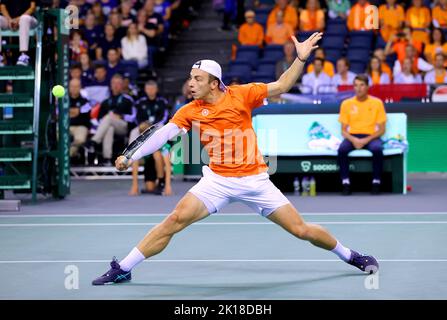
[122,156,130,166]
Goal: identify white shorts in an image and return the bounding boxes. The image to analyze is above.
[189,166,290,216]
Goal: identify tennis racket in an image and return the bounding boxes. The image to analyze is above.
[121,122,163,165]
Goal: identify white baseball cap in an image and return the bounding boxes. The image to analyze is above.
[192,59,227,91]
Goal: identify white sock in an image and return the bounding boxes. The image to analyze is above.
[331,241,352,262]
[342,178,350,185]
[119,247,145,272]
[372,179,381,184]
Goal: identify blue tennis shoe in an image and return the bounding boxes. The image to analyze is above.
[92,257,131,285]
[348,250,379,274]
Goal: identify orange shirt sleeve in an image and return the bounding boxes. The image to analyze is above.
[237,83,268,110]
[169,103,193,132]
[317,10,325,31]
[267,8,277,27]
[238,24,248,44]
[338,100,350,125]
[347,5,355,30]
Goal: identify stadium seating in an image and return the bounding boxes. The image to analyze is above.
[322,35,346,50]
[348,31,374,50]
[256,63,276,77]
[235,50,259,69]
[324,49,343,64]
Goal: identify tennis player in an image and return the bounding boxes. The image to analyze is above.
[92,32,379,285]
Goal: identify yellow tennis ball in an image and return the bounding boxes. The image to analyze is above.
[52,85,65,98]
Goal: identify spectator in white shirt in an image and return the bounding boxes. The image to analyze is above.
[121,22,148,69]
[393,44,433,75]
[301,58,333,94]
[394,57,423,84]
[424,53,447,84]
[332,57,357,87]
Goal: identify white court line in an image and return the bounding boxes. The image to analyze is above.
[0,259,447,264]
[1,221,447,227]
[1,212,447,218]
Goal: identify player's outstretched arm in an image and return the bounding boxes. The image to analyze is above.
[115,123,182,171]
[267,32,322,97]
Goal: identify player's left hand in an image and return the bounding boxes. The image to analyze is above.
[163,185,172,196]
[291,32,323,62]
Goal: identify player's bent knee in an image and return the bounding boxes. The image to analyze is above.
[292,223,311,240]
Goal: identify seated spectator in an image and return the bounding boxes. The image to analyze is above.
[99,0,119,16]
[338,74,387,195]
[108,10,127,41]
[141,0,165,47]
[424,53,447,84]
[265,10,294,45]
[299,0,325,32]
[123,73,139,99]
[379,0,405,42]
[276,41,296,79]
[367,56,391,85]
[301,57,332,94]
[405,0,431,44]
[385,26,423,64]
[394,57,423,83]
[80,12,103,59]
[373,48,393,79]
[69,63,83,82]
[327,0,351,20]
[121,22,149,69]
[79,52,94,86]
[332,57,356,86]
[267,0,299,30]
[69,30,89,63]
[238,10,264,47]
[424,28,447,65]
[175,79,193,106]
[96,23,121,60]
[0,0,37,66]
[119,0,136,27]
[89,73,136,166]
[154,0,172,22]
[129,80,171,196]
[432,0,447,28]
[393,44,433,75]
[82,63,110,105]
[91,2,106,26]
[347,0,373,31]
[106,48,124,80]
[69,78,92,160]
[306,48,335,77]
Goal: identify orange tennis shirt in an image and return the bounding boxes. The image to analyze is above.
[339,95,387,135]
[170,83,269,177]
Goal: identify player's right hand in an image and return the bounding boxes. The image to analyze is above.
[115,155,132,171]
